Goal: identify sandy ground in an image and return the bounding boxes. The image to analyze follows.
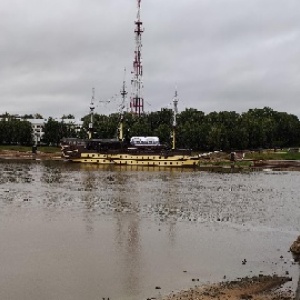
[161,275,294,300]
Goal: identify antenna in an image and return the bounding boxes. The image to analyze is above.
[120,68,128,114]
[88,87,95,139]
[172,88,179,150]
[118,68,128,141]
[130,0,144,116]
[173,88,179,127]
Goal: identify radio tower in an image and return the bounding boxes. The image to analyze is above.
[130,0,144,116]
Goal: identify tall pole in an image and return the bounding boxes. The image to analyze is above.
[172,89,179,150]
[119,68,128,141]
[130,0,144,116]
[88,88,95,139]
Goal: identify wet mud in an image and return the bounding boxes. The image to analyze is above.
[162,275,293,300]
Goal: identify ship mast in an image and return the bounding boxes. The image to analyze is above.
[172,89,179,150]
[130,0,144,116]
[88,87,95,139]
[118,68,128,141]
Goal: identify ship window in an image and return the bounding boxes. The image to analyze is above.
[97,160,99,163]
[120,155,122,158]
[165,162,167,165]
[170,162,172,165]
[92,154,95,157]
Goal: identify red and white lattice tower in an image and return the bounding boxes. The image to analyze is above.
[130,0,144,116]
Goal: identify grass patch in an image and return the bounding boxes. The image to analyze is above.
[244,151,300,160]
[0,145,31,152]
[37,146,60,153]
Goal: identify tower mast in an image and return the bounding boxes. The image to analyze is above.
[172,89,179,150]
[118,68,128,141]
[130,0,144,116]
[88,87,95,139]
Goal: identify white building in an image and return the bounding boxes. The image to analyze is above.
[28,119,46,143]
[26,118,83,143]
[0,115,83,144]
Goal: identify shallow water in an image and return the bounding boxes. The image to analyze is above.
[0,160,299,300]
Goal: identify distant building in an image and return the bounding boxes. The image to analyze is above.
[27,118,83,144]
[27,119,47,144]
[0,115,83,144]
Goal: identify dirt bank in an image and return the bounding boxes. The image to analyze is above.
[0,150,62,160]
[162,275,293,300]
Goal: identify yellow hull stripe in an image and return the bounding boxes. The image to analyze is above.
[70,154,198,167]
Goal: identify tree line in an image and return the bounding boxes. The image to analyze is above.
[82,107,300,151]
[0,116,33,145]
[1,107,300,151]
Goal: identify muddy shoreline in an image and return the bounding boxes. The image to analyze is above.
[0,150,62,160]
[161,275,294,300]
[1,150,300,171]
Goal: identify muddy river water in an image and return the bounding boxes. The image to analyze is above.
[0,160,299,300]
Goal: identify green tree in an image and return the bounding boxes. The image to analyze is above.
[42,118,67,146]
[62,114,75,119]
[17,121,33,145]
[34,113,43,119]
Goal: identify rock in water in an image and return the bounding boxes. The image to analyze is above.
[290,236,300,255]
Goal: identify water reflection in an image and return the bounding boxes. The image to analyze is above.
[1,161,300,231]
[40,164,62,184]
[0,161,32,184]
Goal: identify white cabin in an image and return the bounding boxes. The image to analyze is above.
[130,136,160,146]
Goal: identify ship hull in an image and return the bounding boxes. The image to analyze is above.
[62,151,199,167]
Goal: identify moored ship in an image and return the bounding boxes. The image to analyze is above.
[61,91,199,168]
[61,139,199,167]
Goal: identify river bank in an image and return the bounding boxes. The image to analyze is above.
[0,149,62,160]
[161,275,294,300]
[163,237,300,300]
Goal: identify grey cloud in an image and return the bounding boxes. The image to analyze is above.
[1,0,300,118]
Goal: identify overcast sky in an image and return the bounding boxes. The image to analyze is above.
[1,0,300,119]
